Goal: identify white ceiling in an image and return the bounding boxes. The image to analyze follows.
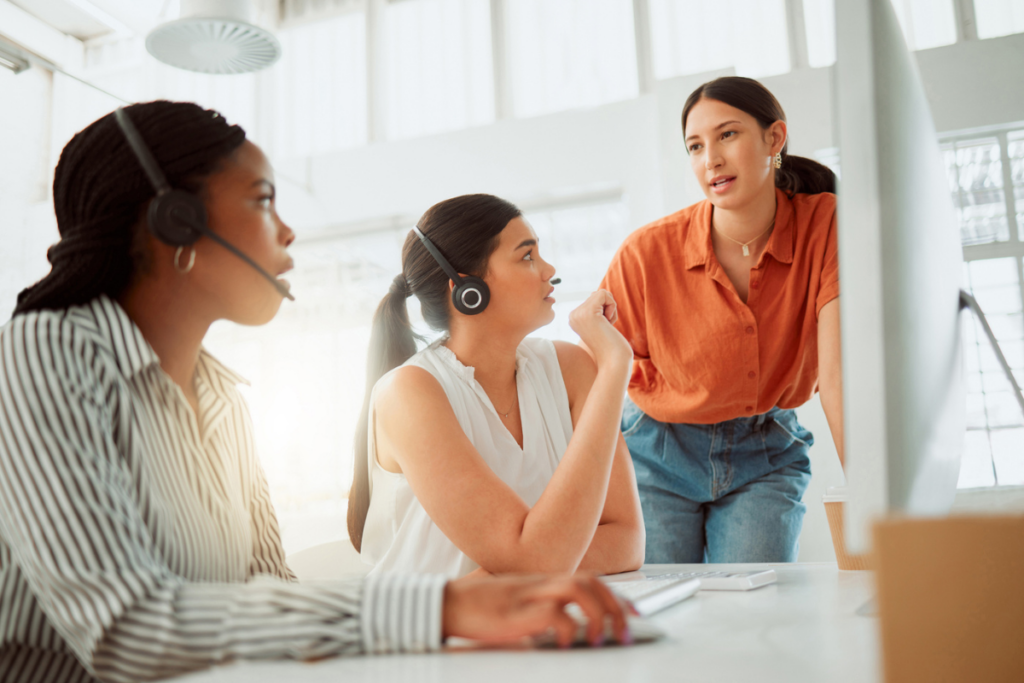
[8,0,176,40]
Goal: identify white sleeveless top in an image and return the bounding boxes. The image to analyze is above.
[360,337,574,578]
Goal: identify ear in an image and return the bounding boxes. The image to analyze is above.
[768,120,788,156]
[447,274,471,293]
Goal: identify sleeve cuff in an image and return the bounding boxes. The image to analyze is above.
[815,288,840,319]
[361,574,447,654]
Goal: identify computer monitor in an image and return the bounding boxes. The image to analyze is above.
[834,0,966,552]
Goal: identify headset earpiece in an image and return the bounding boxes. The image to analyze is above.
[452,275,490,315]
[147,190,208,246]
[413,225,491,316]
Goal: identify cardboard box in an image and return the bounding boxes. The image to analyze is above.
[873,515,1024,683]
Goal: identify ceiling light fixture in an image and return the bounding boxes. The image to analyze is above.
[146,0,281,75]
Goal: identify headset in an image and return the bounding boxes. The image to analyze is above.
[113,107,294,301]
[413,226,489,315]
[412,225,560,316]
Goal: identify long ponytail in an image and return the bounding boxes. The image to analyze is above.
[347,275,421,552]
[347,194,521,551]
[681,76,836,196]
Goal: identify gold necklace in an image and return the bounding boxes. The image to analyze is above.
[498,397,516,419]
[495,374,517,418]
[714,218,776,257]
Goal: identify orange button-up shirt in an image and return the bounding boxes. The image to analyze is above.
[601,188,840,425]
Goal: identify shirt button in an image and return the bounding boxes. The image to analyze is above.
[748,371,756,379]
[745,326,755,335]
[750,280,759,289]
[745,405,754,412]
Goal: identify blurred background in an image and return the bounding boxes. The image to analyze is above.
[2,0,1022,561]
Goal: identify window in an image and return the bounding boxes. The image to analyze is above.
[961,259,1024,487]
[942,137,1011,245]
[1010,131,1024,239]
[800,0,958,70]
[890,0,957,50]
[264,11,368,158]
[649,0,791,79]
[802,0,837,67]
[525,197,632,342]
[383,0,494,140]
[505,0,638,118]
[944,126,1024,487]
[974,0,1024,40]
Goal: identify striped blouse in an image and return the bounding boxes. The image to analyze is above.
[0,296,445,683]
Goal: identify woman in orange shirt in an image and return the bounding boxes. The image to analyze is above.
[601,77,843,563]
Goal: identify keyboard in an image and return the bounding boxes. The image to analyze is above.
[602,570,777,617]
[603,576,700,616]
[651,569,778,592]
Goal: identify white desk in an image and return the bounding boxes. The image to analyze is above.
[177,563,880,683]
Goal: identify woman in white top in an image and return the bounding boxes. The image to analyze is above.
[349,194,645,578]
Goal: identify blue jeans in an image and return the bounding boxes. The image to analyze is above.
[622,398,813,563]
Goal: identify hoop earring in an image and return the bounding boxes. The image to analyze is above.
[174,245,196,274]
[774,152,783,169]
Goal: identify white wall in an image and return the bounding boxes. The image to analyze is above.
[299,94,666,233]
[0,65,57,317]
[916,32,1024,133]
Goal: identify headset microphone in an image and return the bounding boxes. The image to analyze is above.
[113,108,294,301]
[550,278,561,285]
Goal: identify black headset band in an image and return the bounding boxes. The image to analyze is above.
[114,108,172,196]
[412,226,465,286]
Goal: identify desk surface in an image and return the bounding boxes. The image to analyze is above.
[177,563,880,683]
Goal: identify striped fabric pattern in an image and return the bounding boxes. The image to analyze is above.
[0,296,445,683]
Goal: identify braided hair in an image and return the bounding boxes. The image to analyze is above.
[13,100,246,317]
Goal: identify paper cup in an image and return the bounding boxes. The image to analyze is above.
[823,487,873,571]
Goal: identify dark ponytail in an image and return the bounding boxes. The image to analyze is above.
[681,76,835,196]
[347,194,521,551]
[13,100,245,317]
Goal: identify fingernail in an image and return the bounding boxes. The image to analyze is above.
[592,634,605,648]
[622,629,633,645]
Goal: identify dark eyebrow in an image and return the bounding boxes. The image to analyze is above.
[685,120,742,143]
[515,239,537,250]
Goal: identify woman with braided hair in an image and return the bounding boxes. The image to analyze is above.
[0,101,629,683]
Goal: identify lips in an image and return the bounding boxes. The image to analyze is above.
[709,175,736,194]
